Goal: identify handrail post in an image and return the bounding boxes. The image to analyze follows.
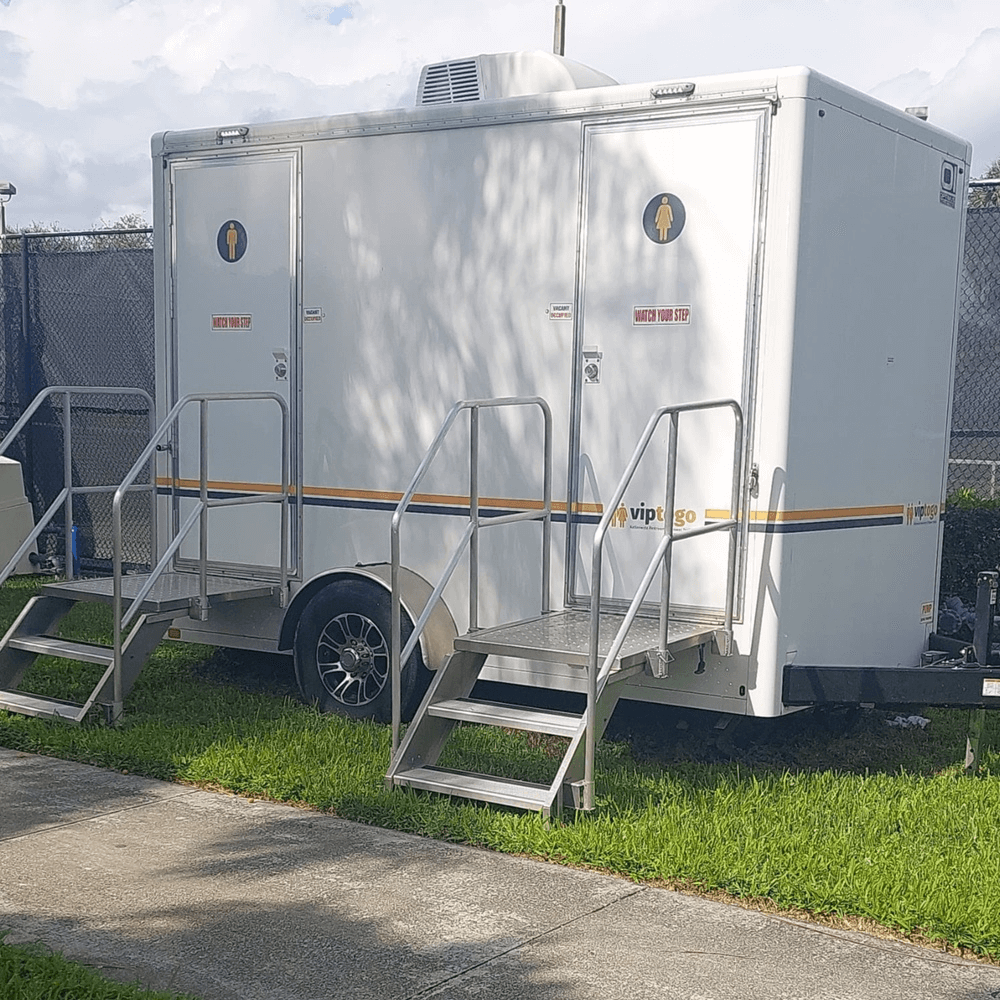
[198,399,209,621]
[279,399,289,604]
[62,391,74,581]
[722,403,744,653]
[390,521,402,756]
[112,466,124,725]
[469,405,480,632]
[541,401,552,614]
[657,411,680,667]
[587,535,603,813]
[149,398,158,574]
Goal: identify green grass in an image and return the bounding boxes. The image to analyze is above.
[947,487,1000,511]
[2,577,1000,960]
[0,932,196,999]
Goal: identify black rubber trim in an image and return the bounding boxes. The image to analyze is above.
[783,663,1000,709]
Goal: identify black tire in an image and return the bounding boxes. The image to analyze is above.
[293,579,425,722]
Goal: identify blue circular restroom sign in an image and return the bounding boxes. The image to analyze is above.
[217,220,248,262]
[642,194,686,244]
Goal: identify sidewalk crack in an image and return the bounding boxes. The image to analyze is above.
[401,884,649,999]
[1,788,199,844]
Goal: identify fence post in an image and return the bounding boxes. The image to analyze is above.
[19,233,34,510]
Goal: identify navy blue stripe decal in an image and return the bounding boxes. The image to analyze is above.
[746,516,904,533]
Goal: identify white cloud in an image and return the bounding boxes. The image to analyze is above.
[872,27,1000,173]
[0,0,998,226]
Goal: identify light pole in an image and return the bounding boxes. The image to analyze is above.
[553,1,566,56]
[0,181,15,245]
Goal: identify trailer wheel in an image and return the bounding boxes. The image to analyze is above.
[293,579,424,722]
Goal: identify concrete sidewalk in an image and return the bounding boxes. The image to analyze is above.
[1,747,998,1000]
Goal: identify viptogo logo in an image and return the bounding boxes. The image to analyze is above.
[611,503,699,530]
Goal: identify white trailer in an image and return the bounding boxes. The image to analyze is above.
[0,52,986,813]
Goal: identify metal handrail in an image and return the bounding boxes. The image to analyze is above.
[109,391,290,722]
[0,386,156,585]
[583,398,745,810]
[389,396,553,755]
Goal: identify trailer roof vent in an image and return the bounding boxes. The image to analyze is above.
[417,59,482,105]
[416,52,617,106]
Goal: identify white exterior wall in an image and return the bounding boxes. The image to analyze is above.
[297,120,580,628]
[737,71,967,717]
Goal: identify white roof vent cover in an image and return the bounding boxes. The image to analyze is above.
[417,59,482,105]
[416,52,617,106]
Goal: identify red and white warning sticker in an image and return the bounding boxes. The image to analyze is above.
[211,314,253,331]
[633,305,691,326]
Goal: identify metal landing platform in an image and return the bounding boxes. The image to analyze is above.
[454,609,719,670]
[40,573,279,614]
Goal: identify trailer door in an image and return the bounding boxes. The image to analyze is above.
[169,151,299,576]
[570,112,767,619]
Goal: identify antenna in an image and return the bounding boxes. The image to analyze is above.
[553,1,566,56]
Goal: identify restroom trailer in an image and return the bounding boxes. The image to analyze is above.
[0,53,986,812]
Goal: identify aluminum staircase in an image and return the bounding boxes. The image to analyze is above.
[386,396,744,817]
[0,575,279,722]
[0,387,290,724]
[388,610,719,816]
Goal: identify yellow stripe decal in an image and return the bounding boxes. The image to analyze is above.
[154,477,600,514]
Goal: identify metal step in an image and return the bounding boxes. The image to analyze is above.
[455,610,718,670]
[427,698,580,737]
[40,573,278,614]
[0,689,89,722]
[392,765,554,812]
[7,635,113,666]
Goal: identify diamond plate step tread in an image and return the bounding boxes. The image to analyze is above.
[41,573,278,613]
[0,690,88,722]
[454,610,718,668]
[7,636,113,666]
[427,698,581,737]
[392,766,553,811]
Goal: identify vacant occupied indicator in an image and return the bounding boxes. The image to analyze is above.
[633,305,691,326]
[940,160,958,209]
[211,314,253,331]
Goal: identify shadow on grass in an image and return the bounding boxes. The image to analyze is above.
[465,679,993,780]
[604,698,995,779]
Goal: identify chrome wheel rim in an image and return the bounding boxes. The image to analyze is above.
[316,611,390,707]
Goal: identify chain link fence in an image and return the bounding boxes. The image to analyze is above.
[0,229,154,571]
[949,183,1000,496]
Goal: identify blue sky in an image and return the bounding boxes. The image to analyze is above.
[0,0,998,228]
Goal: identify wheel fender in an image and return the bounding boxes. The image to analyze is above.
[278,565,457,671]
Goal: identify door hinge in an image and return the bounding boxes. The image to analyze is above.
[749,463,759,498]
